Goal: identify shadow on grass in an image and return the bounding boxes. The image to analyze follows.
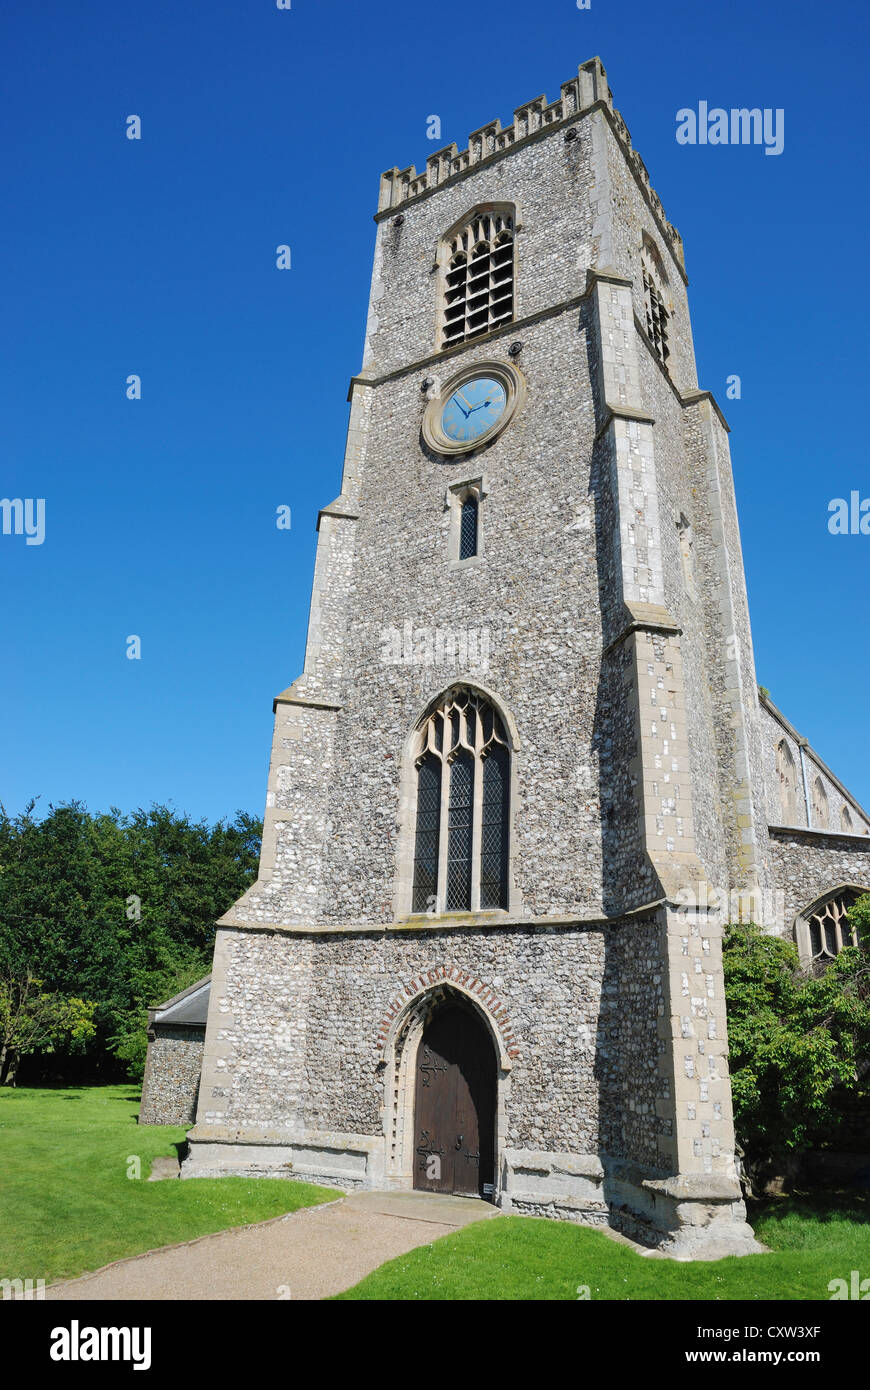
[754,1191,870,1229]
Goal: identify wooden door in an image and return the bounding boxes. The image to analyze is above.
[413,1005,495,1197]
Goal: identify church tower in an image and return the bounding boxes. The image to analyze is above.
[183,57,771,1256]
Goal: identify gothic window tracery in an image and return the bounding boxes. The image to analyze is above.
[441,209,514,350]
[804,889,862,963]
[812,776,828,830]
[411,688,510,914]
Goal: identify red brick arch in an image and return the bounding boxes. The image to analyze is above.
[376,964,520,1061]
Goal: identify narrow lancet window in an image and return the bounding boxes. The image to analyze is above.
[459,495,479,560]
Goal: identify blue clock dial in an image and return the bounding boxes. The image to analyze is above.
[440,377,507,445]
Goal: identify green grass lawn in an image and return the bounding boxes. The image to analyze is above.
[5,1084,867,1300]
[336,1194,870,1301]
[0,1085,339,1285]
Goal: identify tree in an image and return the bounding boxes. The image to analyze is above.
[0,800,260,1080]
[723,908,870,1189]
[0,969,96,1086]
[109,957,211,1083]
[847,892,870,949]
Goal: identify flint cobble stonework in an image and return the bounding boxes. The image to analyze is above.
[766,832,870,928]
[204,924,667,1161]
[180,59,864,1259]
[139,1027,203,1126]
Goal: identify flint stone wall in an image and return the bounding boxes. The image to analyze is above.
[201,918,666,1170]
[139,1025,203,1126]
[765,830,870,930]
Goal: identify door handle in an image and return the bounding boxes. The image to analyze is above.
[455,1134,463,1149]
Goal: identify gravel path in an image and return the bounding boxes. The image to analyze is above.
[45,1190,499,1301]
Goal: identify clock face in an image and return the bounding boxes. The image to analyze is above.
[440,376,507,446]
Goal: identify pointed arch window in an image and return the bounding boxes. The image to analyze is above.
[441,208,515,350]
[776,739,796,824]
[812,777,828,830]
[641,236,670,368]
[411,688,511,914]
[798,888,864,965]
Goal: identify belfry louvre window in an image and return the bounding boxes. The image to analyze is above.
[442,211,514,349]
[643,264,670,366]
[411,689,510,914]
[641,236,671,369]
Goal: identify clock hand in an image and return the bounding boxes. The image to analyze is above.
[454,390,473,415]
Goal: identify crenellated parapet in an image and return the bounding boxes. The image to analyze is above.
[377,56,684,272]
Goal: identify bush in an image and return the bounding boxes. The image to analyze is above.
[723,907,870,1187]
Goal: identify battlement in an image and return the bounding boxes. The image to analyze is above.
[377,57,684,273]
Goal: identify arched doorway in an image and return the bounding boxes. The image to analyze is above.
[413,1003,496,1198]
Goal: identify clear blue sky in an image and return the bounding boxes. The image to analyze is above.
[2,0,868,826]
